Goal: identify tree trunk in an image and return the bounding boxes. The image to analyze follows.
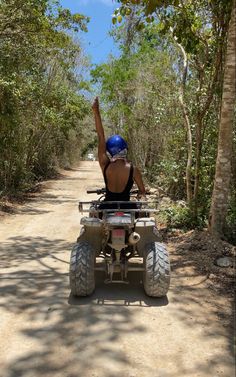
[209,2,236,237]
[193,42,224,216]
[177,42,193,204]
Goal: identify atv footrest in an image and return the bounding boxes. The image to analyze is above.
[127,266,144,271]
[104,278,129,284]
[95,266,106,271]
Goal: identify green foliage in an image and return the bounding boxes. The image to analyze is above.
[157,202,208,230]
[148,159,186,198]
[99,0,235,239]
[0,0,90,193]
[91,36,182,177]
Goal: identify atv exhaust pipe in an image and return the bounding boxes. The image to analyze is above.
[128,232,140,245]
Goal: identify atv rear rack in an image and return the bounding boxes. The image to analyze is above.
[78,200,158,214]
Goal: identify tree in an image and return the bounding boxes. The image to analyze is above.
[209,2,236,237]
[0,0,90,193]
[115,0,233,220]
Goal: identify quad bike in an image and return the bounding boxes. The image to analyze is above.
[69,188,170,297]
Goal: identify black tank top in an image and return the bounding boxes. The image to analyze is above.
[104,162,134,201]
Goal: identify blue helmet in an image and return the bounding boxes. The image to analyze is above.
[106,135,128,157]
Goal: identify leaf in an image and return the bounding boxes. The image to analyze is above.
[126,7,132,15]
[112,16,117,24]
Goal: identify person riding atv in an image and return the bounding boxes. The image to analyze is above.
[92,97,146,203]
[68,98,170,298]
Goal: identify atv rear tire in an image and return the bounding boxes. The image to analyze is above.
[143,242,170,297]
[69,241,95,296]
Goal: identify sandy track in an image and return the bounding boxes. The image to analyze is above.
[0,162,234,377]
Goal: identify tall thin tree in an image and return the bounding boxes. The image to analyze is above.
[209,1,236,237]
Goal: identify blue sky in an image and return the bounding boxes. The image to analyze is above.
[60,0,120,65]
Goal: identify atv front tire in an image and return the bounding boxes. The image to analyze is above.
[69,241,95,296]
[143,242,170,297]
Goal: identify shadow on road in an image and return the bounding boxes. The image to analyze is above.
[0,236,72,269]
[68,271,169,308]
[0,232,234,377]
[168,235,235,375]
[0,234,169,377]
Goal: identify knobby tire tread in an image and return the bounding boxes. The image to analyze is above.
[69,241,95,296]
[143,242,170,297]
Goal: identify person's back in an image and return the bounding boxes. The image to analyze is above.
[104,159,134,201]
[92,97,146,201]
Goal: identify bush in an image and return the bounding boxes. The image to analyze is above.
[157,202,208,230]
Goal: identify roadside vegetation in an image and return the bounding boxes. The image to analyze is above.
[0,0,91,193]
[0,0,235,244]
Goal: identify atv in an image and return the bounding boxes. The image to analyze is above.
[69,188,170,297]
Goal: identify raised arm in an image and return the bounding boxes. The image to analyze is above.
[92,97,109,170]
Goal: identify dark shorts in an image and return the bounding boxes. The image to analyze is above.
[98,202,140,211]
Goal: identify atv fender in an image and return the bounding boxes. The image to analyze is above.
[135,217,161,257]
[77,217,103,256]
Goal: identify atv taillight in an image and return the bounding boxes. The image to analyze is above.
[112,229,125,237]
[115,212,124,216]
[112,229,125,245]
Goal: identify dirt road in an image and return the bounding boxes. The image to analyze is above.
[0,162,234,377]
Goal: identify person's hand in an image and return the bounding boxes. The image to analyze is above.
[92,97,99,113]
[137,192,147,201]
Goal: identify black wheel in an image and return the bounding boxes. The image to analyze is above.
[69,241,95,296]
[143,242,170,297]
